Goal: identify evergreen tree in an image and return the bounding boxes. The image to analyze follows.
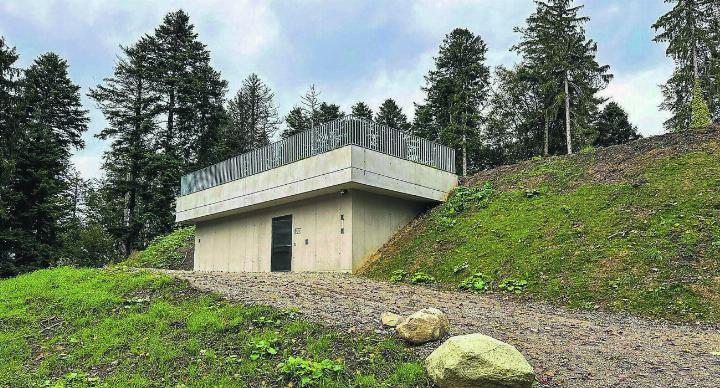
[0,37,21,275]
[690,78,712,129]
[375,98,410,131]
[89,38,159,255]
[146,10,228,237]
[421,28,491,175]
[653,0,719,130]
[513,0,612,155]
[593,101,641,147]
[283,106,309,138]
[351,101,373,121]
[485,65,546,163]
[282,86,343,137]
[317,102,344,124]
[219,74,279,159]
[411,103,435,139]
[6,53,88,274]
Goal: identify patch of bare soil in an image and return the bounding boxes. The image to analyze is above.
[165,270,720,388]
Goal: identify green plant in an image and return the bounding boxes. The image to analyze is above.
[250,337,279,360]
[690,78,712,130]
[498,278,528,294]
[410,271,435,284]
[390,270,408,283]
[580,145,596,154]
[277,356,344,387]
[459,272,491,292]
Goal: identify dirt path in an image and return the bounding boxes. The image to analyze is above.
[165,270,720,387]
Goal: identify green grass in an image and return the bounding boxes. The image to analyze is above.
[0,267,428,387]
[123,226,195,270]
[364,149,720,322]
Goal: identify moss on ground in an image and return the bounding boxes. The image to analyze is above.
[363,132,720,322]
[0,267,428,386]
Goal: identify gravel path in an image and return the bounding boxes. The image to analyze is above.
[165,270,720,387]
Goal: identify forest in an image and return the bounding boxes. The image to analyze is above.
[1,0,718,277]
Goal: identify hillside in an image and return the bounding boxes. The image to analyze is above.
[361,129,720,322]
[0,267,427,386]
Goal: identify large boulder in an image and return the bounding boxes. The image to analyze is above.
[395,308,449,344]
[425,333,535,388]
[381,312,404,327]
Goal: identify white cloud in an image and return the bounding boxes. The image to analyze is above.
[71,153,103,180]
[599,63,673,136]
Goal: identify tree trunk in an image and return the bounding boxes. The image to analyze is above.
[564,72,572,155]
[462,132,467,177]
[543,110,549,157]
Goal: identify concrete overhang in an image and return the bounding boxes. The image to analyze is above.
[176,145,458,223]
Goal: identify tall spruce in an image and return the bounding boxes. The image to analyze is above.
[351,101,373,121]
[6,53,88,274]
[593,101,641,147]
[219,74,279,159]
[421,28,491,175]
[0,37,21,275]
[375,99,410,131]
[653,0,719,130]
[146,10,228,237]
[89,38,159,255]
[283,107,309,137]
[513,0,612,155]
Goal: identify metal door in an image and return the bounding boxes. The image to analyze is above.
[271,215,292,271]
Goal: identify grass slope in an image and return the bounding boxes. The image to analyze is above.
[123,226,195,270]
[362,130,720,322]
[0,267,427,387]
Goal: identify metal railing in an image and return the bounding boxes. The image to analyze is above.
[180,115,456,195]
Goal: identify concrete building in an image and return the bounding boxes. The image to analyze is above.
[176,116,458,273]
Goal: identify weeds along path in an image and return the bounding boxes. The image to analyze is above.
[165,270,720,388]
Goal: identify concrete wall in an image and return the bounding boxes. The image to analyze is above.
[350,190,426,271]
[193,189,425,273]
[194,192,353,272]
[176,146,457,224]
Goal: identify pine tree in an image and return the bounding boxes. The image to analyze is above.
[283,106,310,138]
[300,84,321,129]
[513,0,612,155]
[351,101,373,121]
[486,65,546,163]
[653,0,719,130]
[411,103,436,140]
[145,10,228,237]
[317,102,344,124]
[0,37,21,275]
[89,38,159,255]
[375,99,410,131]
[421,28,491,175]
[690,78,712,129]
[7,53,89,273]
[593,101,641,146]
[219,74,279,159]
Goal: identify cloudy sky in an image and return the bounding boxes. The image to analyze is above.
[1,0,673,179]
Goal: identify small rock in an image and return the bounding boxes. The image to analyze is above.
[425,333,535,388]
[395,307,449,344]
[381,312,404,327]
